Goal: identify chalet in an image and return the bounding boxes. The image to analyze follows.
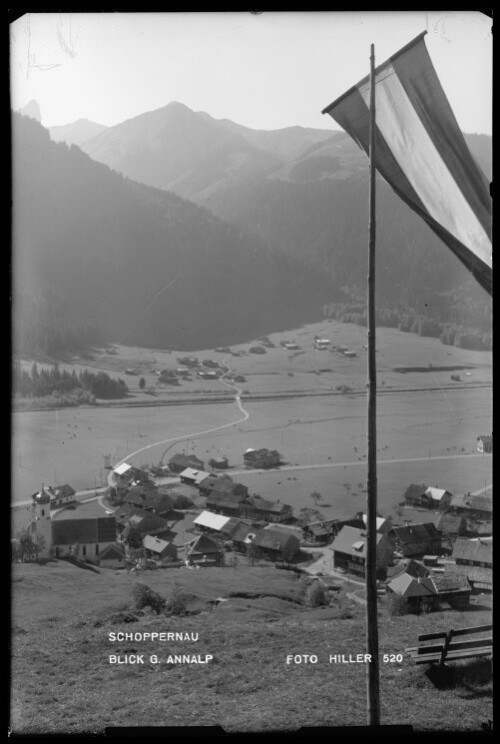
[205,491,248,516]
[391,523,441,557]
[202,359,220,368]
[444,560,492,593]
[302,520,336,544]
[243,448,282,469]
[193,511,231,535]
[185,534,224,566]
[168,453,204,473]
[51,501,117,563]
[330,526,393,579]
[239,494,293,523]
[99,542,126,569]
[362,514,392,535]
[142,535,178,561]
[197,370,221,380]
[436,512,467,538]
[477,435,493,453]
[449,494,492,521]
[179,468,212,486]
[452,537,492,568]
[220,520,256,551]
[314,339,330,350]
[202,477,248,499]
[386,571,471,611]
[403,484,453,510]
[122,510,170,540]
[177,356,199,367]
[284,342,299,350]
[209,456,229,470]
[252,527,300,562]
[343,350,357,358]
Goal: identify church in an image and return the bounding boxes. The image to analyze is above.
[31,488,117,563]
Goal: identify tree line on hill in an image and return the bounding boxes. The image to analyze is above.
[12,361,128,403]
[323,301,492,352]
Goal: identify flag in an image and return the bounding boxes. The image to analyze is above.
[322,32,492,295]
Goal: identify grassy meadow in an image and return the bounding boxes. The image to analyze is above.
[11,561,492,733]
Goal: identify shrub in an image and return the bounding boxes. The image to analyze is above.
[305,581,326,608]
[388,593,410,616]
[132,582,165,614]
[172,494,194,510]
[164,583,188,616]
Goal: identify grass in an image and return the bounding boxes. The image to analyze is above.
[10,561,492,733]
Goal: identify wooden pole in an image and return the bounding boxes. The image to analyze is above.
[366,42,380,727]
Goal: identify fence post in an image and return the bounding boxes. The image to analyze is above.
[439,628,454,665]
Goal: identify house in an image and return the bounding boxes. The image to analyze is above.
[185,534,224,566]
[99,542,126,569]
[444,561,492,593]
[239,494,293,523]
[193,511,231,534]
[243,448,282,469]
[449,494,492,521]
[220,520,256,551]
[362,514,393,535]
[51,501,117,563]
[302,520,336,544]
[477,435,493,453]
[112,462,134,483]
[451,537,492,568]
[249,345,266,354]
[391,523,441,557]
[252,527,300,562]
[31,484,76,510]
[386,571,471,611]
[142,535,177,560]
[403,484,453,510]
[50,484,76,509]
[122,510,170,540]
[314,339,330,350]
[436,512,467,537]
[168,453,204,473]
[205,491,248,516]
[204,477,248,498]
[343,350,357,358]
[330,526,393,579]
[208,456,229,470]
[179,468,212,486]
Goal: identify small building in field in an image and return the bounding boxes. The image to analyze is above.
[243,448,282,469]
[168,453,204,473]
[330,526,393,579]
[391,523,441,557]
[99,542,126,569]
[477,435,493,453]
[142,535,178,560]
[185,534,224,566]
[403,484,453,510]
[208,456,229,470]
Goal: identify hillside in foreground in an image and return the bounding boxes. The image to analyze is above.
[11,561,492,733]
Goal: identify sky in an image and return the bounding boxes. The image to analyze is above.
[9,10,492,134]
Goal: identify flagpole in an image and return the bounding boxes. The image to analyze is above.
[366,42,380,727]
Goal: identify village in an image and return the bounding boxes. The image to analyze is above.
[20,429,492,616]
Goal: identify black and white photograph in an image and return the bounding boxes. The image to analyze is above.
[10,10,492,735]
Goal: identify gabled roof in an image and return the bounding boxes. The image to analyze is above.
[114,462,132,476]
[142,535,172,554]
[392,523,440,544]
[52,516,116,545]
[99,543,126,560]
[179,468,212,484]
[331,526,384,557]
[450,494,492,513]
[436,513,466,533]
[169,453,204,467]
[253,528,298,551]
[452,538,492,564]
[444,563,492,585]
[387,573,435,598]
[186,534,222,555]
[193,511,231,531]
[403,484,427,501]
[244,494,290,513]
[362,514,390,531]
[425,487,451,501]
[53,484,76,498]
[206,491,248,506]
[429,573,470,593]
